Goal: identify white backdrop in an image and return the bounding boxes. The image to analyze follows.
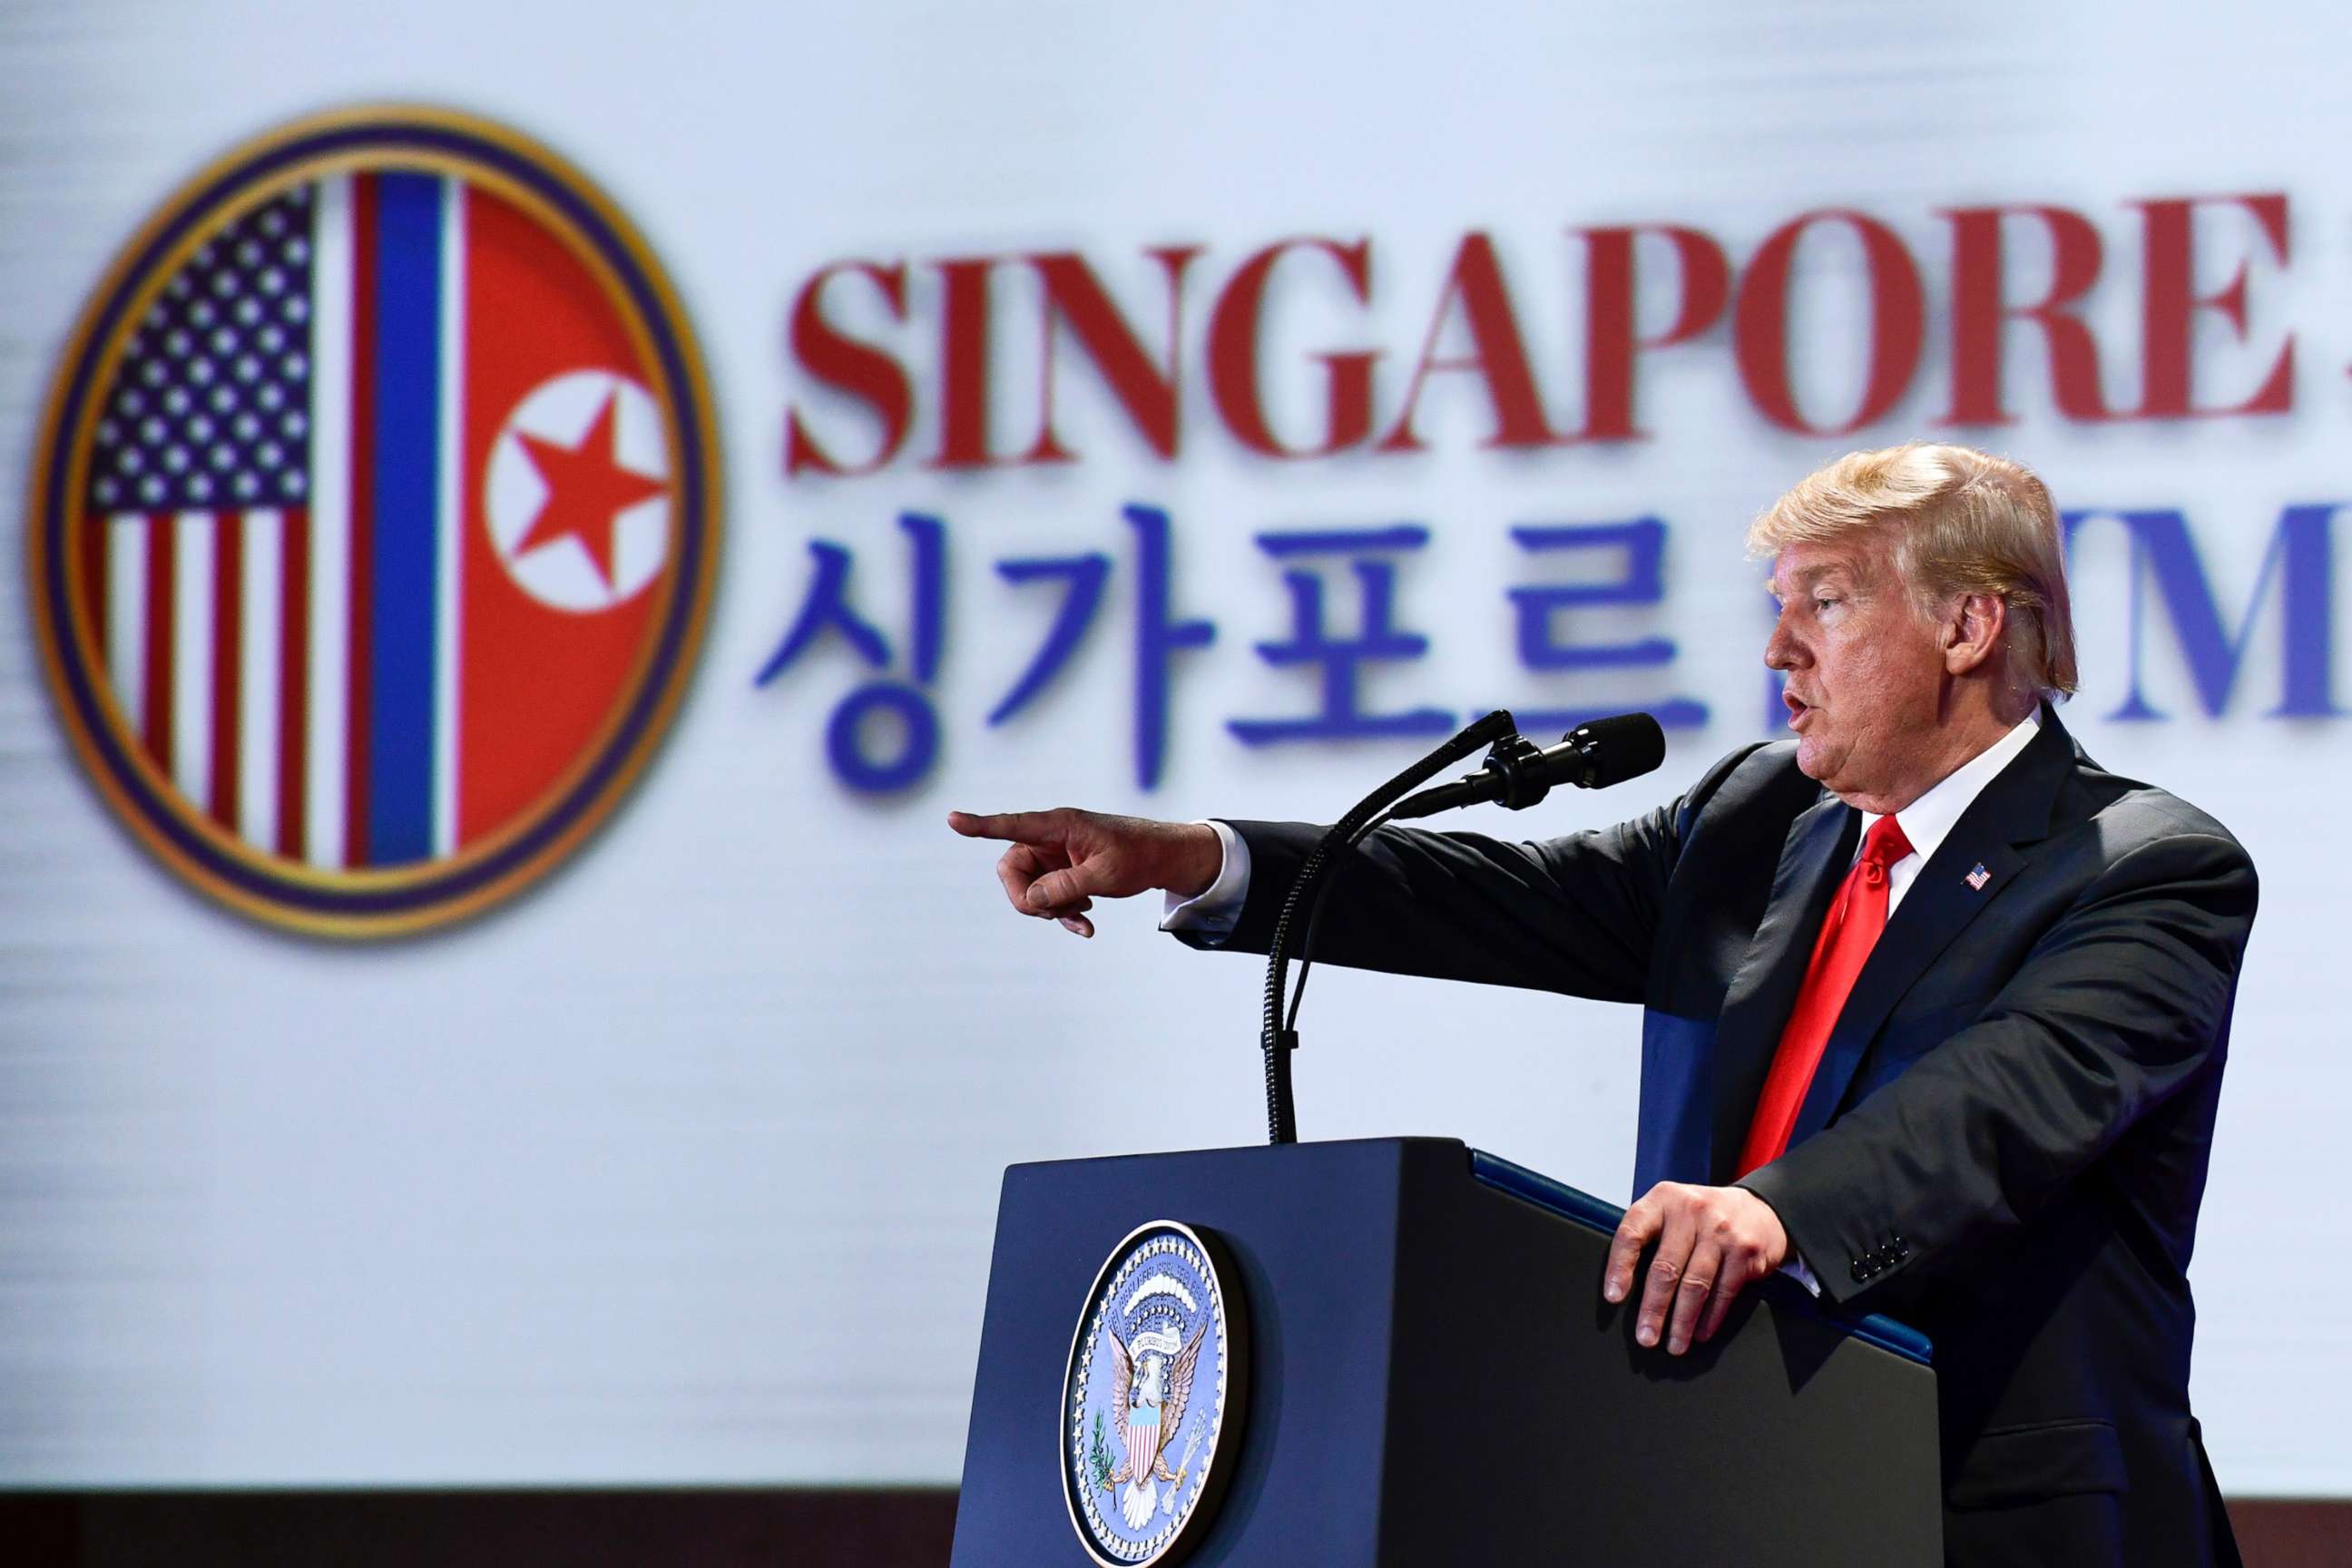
[1,0,2347,1494]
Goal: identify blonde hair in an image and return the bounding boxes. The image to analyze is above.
[1747,442,2078,698]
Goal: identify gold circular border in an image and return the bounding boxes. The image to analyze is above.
[1060,1220,1250,1568]
[25,104,723,938]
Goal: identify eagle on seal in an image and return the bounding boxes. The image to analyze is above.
[1105,1320,1206,1529]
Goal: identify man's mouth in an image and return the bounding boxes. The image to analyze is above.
[1784,691,1816,730]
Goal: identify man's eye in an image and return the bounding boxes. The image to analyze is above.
[1814,597,1840,612]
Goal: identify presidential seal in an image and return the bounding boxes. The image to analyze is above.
[1063,1221,1248,1566]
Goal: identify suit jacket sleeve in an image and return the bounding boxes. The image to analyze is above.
[1739,825,2258,1308]
[1171,744,1764,1004]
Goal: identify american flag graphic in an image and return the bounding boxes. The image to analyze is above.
[76,168,675,871]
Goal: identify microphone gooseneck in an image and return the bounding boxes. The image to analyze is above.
[1257,710,1515,1144]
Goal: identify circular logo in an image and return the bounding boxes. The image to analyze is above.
[25,107,720,936]
[1063,1221,1249,1566]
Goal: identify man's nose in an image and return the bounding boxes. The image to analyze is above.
[1764,618,1803,671]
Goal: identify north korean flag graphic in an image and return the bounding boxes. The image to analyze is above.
[36,111,718,935]
[77,173,675,869]
[458,193,673,856]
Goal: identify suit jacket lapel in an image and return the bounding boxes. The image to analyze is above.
[1783,709,2075,1150]
[1706,793,1856,1182]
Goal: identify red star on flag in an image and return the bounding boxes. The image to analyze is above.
[514,391,667,589]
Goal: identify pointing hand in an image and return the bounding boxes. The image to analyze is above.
[946,808,1222,939]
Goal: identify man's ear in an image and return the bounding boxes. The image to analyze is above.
[1944,593,2006,675]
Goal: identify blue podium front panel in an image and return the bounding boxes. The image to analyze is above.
[953,1139,1941,1567]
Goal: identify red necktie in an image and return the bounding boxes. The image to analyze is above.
[1736,815,1915,1178]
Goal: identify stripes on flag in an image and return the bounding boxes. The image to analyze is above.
[433,177,466,861]
[168,511,212,812]
[207,506,240,828]
[367,171,445,868]
[234,509,280,853]
[142,515,175,773]
[309,171,353,869]
[275,495,309,861]
[86,170,472,872]
[93,509,301,840]
[103,515,147,742]
[345,170,377,867]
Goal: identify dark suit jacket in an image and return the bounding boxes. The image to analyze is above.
[1182,708,2254,1567]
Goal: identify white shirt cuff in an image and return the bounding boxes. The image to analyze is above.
[1779,1255,1822,1297]
[1160,820,1250,941]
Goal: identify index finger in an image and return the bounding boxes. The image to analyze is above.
[947,809,1055,842]
[1603,1197,1661,1305]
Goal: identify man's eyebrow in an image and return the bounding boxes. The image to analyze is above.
[1768,563,1855,599]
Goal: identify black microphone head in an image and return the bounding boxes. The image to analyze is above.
[1566,712,1666,789]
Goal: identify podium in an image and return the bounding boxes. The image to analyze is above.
[952,1137,1940,1566]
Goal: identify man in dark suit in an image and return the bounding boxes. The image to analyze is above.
[949,444,2254,1566]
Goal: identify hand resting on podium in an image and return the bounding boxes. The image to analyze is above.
[1602,1181,1790,1357]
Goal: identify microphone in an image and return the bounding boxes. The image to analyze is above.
[1386,712,1666,820]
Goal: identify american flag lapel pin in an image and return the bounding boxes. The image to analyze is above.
[1965,863,1992,891]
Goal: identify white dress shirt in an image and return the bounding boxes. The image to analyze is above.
[1160,820,1253,935]
[1861,711,2040,916]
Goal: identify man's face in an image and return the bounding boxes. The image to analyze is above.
[1765,533,1948,807]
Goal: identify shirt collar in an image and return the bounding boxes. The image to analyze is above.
[1860,711,2041,864]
